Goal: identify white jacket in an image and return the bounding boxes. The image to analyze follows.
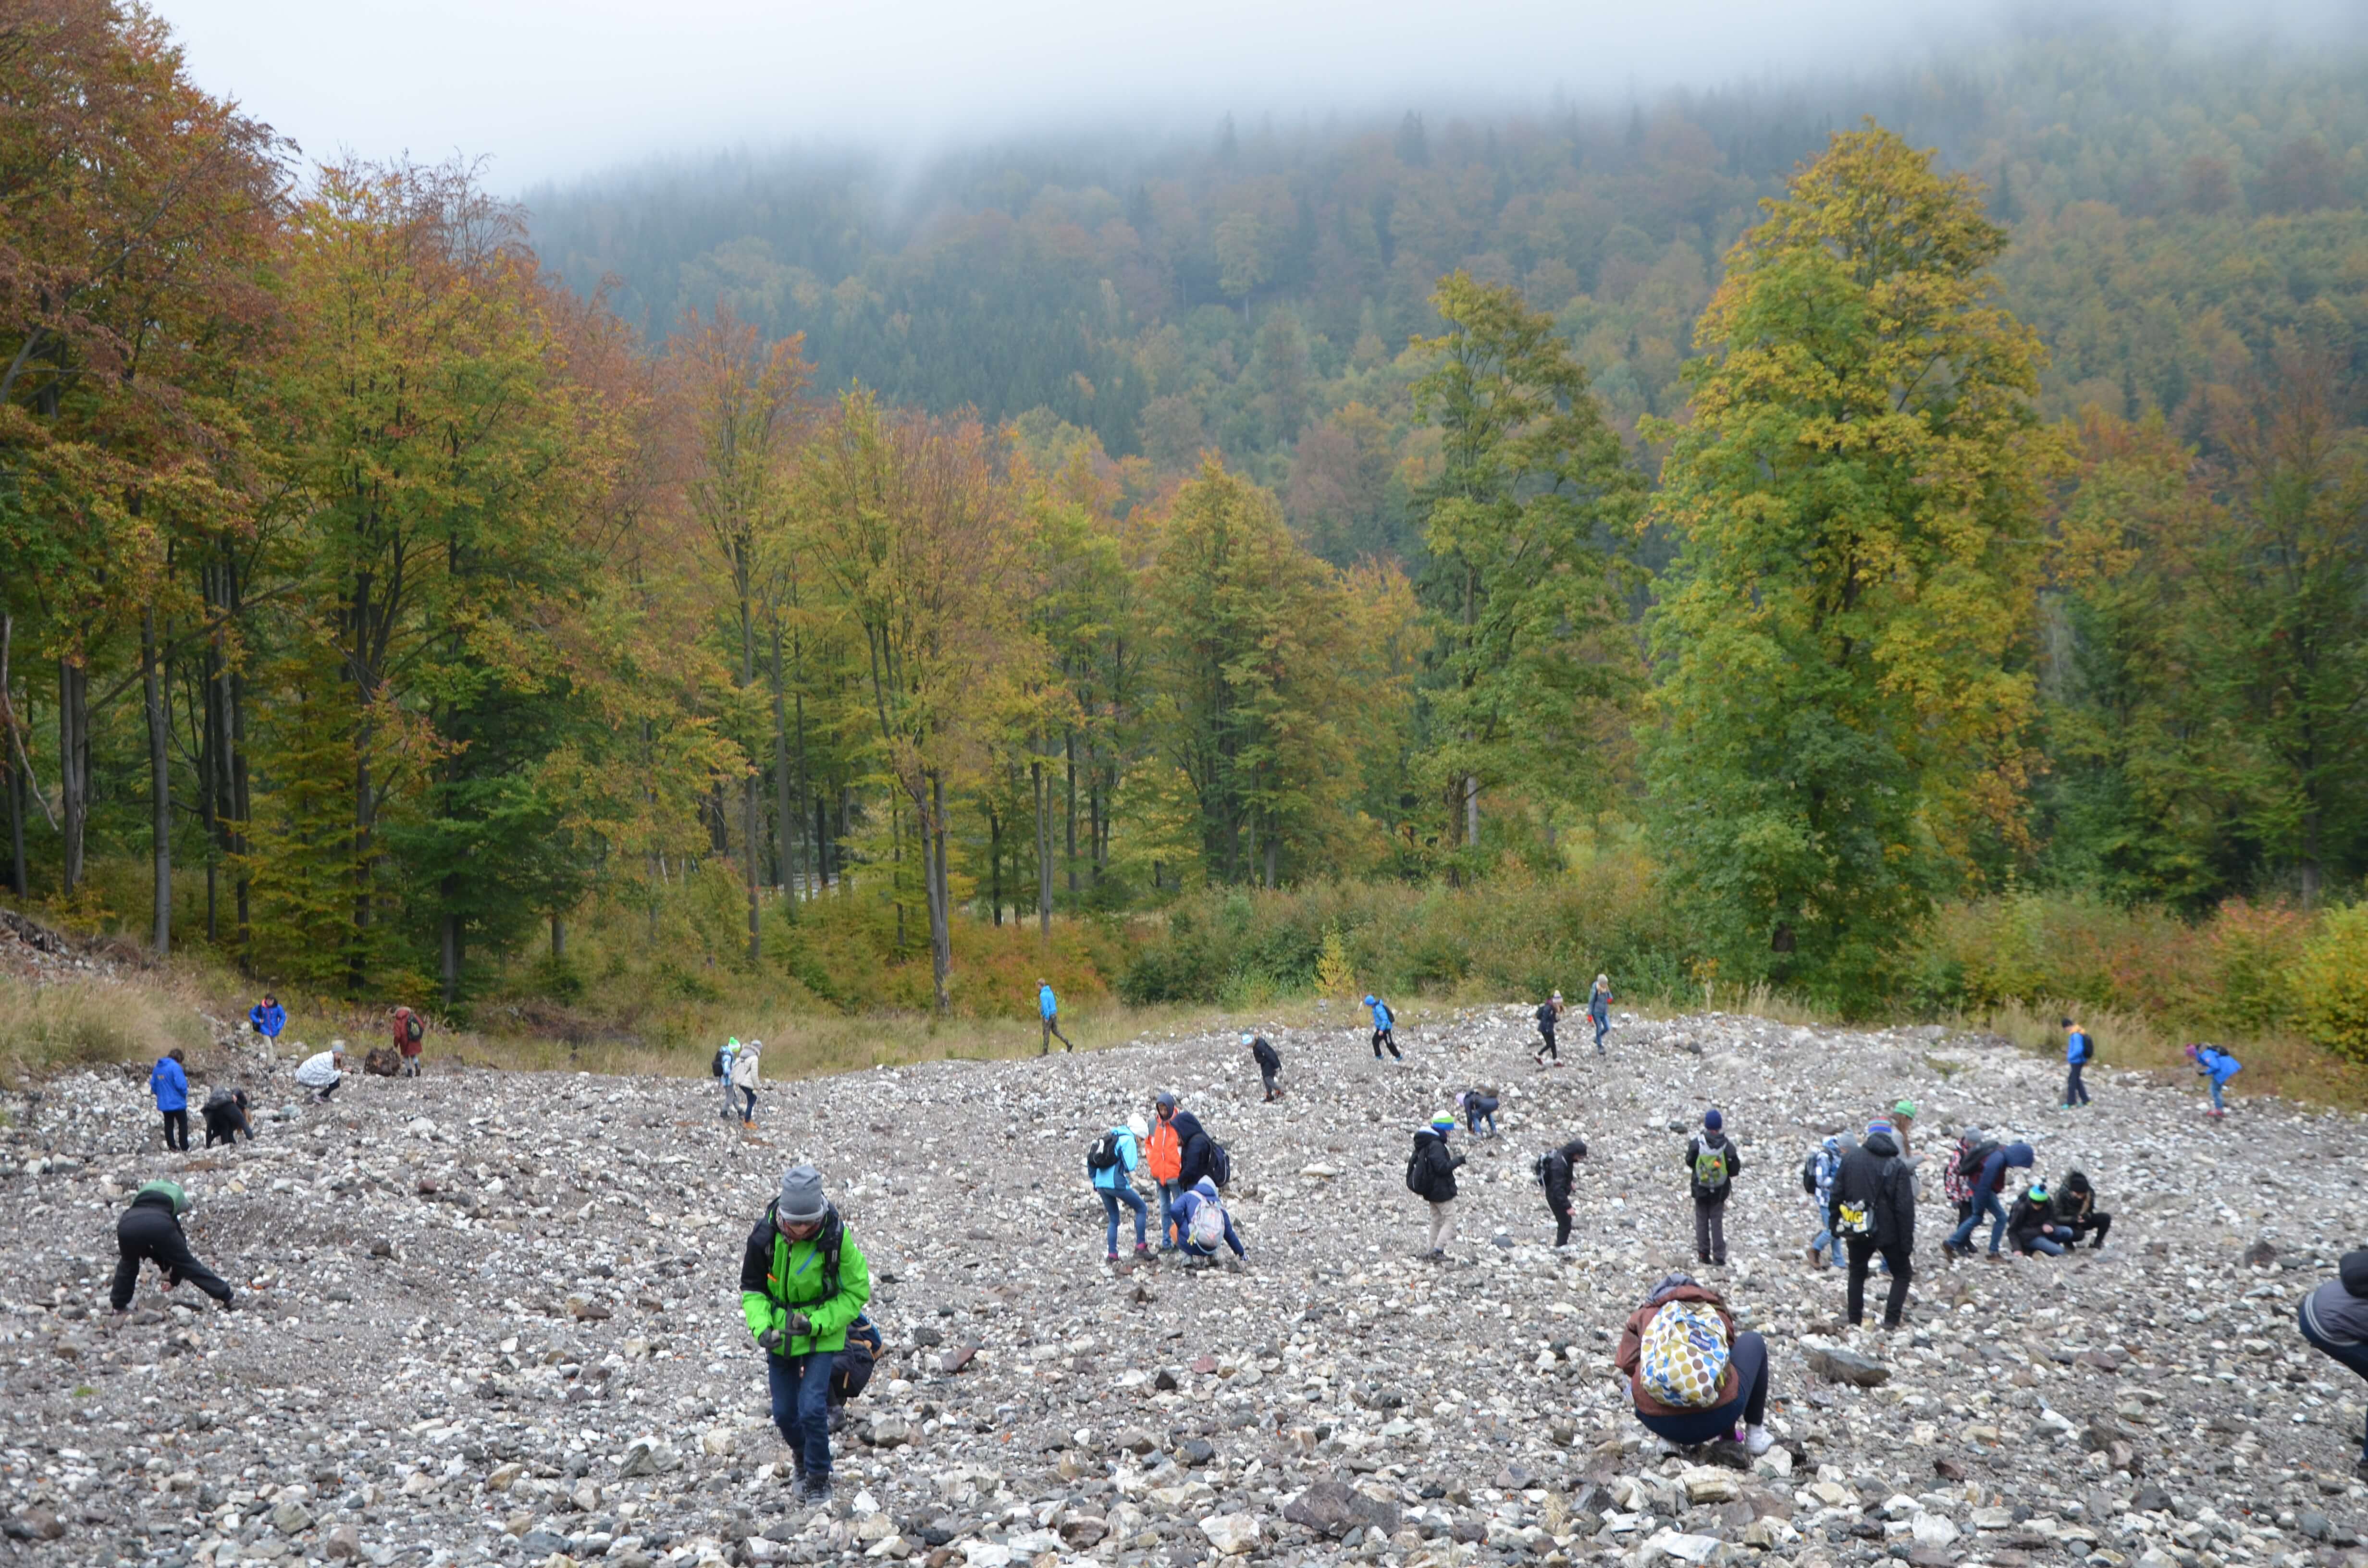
[294,1052,342,1088]
[729,1047,762,1090]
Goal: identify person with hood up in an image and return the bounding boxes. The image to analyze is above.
[1615,1273,1776,1457]
[1407,1112,1466,1258]
[2052,1170,2111,1250]
[2061,1017,2095,1109]
[1538,1137,1587,1247]
[1089,1114,1151,1261]
[1588,974,1615,1054]
[1828,1119,1915,1327]
[247,994,284,1041]
[1365,995,1400,1061]
[294,1043,345,1103]
[1533,992,1562,1066]
[201,1086,253,1147]
[715,1037,741,1121]
[2188,1043,2240,1117]
[730,1038,764,1127]
[1802,1135,1845,1270]
[1147,1093,1185,1249]
[2005,1178,2069,1257]
[1685,1110,1743,1266]
[1457,1088,1500,1138]
[2297,1250,2368,1477]
[110,1180,234,1312]
[1942,1138,2033,1260]
[1246,1032,1283,1102]
[739,1164,872,1507]
[391,1004,425,1076]
[1168,1098,1215,1192]
[1037,979,1074,1054]
[150,1048,190,1152]
[1167,1176,1246,1267]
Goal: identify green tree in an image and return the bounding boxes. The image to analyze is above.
[1642,123,2069,1002]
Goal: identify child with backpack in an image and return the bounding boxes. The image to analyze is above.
[391,1006,426,1076]
[1685,1110,1742,1266]
[1246,1033,1283,1102]
[1801,1135,1843,1270]
[1457,1088,1500,1138]
[1615,1273,1775,1457]
[1167,1177,1245,1269]
[201,1087,254,1148]
[1533,992,1562,1066]
[1088,1115,1151,1261]
[2061,1018,2095,1109]
[714,1038,741,1121]
[1407,1112,1467,1258]
[1364,995,1400,1061]
[2188,1043,2240,1117]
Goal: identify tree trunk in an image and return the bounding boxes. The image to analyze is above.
[56,655,86,894]
[1465,774,1480,849]
[1033,756,1051,937]
[7,754,22,899]
[143,609,170,955]
[925,772,952,1013]
[223,553,250,945]
[1064,729,1078,894]
[988,804,1002,926]
[440,892,461,1010]
[550,912,564,960]
[1265,822,1277,889]
[769,617,797,899]
[738,591,761,962]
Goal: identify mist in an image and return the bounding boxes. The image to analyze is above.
[157,0,2367,193]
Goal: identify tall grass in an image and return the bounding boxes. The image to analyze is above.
[0,976,211,1089]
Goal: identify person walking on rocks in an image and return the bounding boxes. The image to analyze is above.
[1615,1273,1776,1457]
[247,993,284,1042]
[1802,1135,1844,1270]
[1685,1110,1742,1266]
[1246,1033,1283,1102]
[2296,1250,2368,1478]
[1407,1112,1466,1258]
[2188,1042,2240,1117]
[1534,992,1562,1066]
[2060,1017,2096,1109]
[1365,994,1400,1061]
[1943,1127,1981,1229]
[110,1180,234,1313]
[730,1039,764,1127]
[1037,979,1074,1054]
[2053,1170,2111,1250]
[391,1005,425,1076]
[201,1087,253,1147]
[150,1048,189,1152]
[1942,1137,2031,1260]
[1829,1120,1914,1328]
[1538,1137,1587,1247]
[714,1037,741,1121]
[295,1043,345,1103]
[1588,974,1614,1054]
[1089,1114,1150,1261]
[1168,1176,1246,1269]
[1147,1093,1185,1250]
[1458,1088,1500,1138]
[739,1164,872,1507]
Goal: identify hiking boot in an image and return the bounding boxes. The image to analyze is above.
[797,1474,832,1507]
[1135,1242,1151,1258]
[1105,1251,1120,1263]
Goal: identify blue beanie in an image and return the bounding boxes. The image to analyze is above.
[1703,1109,1723,1132]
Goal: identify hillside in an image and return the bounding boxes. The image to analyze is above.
[4,1002,2364,1565]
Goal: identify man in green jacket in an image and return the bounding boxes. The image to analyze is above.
[738,1164,871,1505]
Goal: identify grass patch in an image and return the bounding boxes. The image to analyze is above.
[0,975,210,1088]
[1969,995,2356,1113]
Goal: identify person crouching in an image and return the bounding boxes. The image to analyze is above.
[1615,1272,1775,1457]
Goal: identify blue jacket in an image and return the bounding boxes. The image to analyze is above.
[1976,1141,2035,1195]
[1038,984,1058,1021]
[1369,999,1393,1030]
[1091,1126,1142,1193]
[1169,1179,1245,1259]
[1588,990,1611,1023]
[2065,1029,2092,1065]
[249,1002,285,1039]
[149,1057,188,1114]
[2196,1048,2241,1087]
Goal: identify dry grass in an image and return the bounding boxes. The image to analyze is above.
[1966,995,2362,1113]
[0,975,211,1090]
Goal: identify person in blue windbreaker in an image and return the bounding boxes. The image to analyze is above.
[2188,1043,2241,1118]
[149,1049,189,1152]
[1364,994,1400,1061]
[1037,979,1074,1055]
[1088,1115,1149,1262]
[247,994,285,1041]
[2060,1017,2094,1109]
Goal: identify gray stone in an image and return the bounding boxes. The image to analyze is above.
[1283,1479,1401,1540]
[1807,1346,1892,1388]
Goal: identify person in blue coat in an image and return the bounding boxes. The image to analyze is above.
[2188,1044,2241,1118]
[2060,1017,2094,1109]
[1090,1115,1150,1261]
[1364,995,1400,1061]
[247,994,285,1041]
[1168,1177,1246,1267]
[1037,979,1073,1054]
[1942,1139,2033,1259]
[149,1049,190,1152]
[1588,974,1614,1054]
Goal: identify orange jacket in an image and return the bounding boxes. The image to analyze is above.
[1147,1117,1181,1183]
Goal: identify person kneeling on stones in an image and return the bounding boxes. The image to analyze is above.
[110,1180,235,1313]
[2053,1170,2111,1250]
[1615,1272,1775,1457]
[826,1312,883,1433]
[201,1086,254,1147]
[2298,1250,2368,1479]
[2005,1178,2071,1258]
[1167,1177,1246,1269]
[1829,1120,1914,1328]
[739,1164,872,1506]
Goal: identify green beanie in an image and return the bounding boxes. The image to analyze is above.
[137,1180,188,1215]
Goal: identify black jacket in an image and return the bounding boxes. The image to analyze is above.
[1541,1139,1586,1208]
[1410,1128,1463,1202]
[2006,1193,2063,1250]
[1827,1128,1915,1249]
[1170,1110,1213,1189]
[1685,1133,1742,1200]
[1250,1037,1281,1072]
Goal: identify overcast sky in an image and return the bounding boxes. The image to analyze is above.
[157,0,2365,193]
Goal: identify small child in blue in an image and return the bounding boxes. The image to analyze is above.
[1364,995,1400,1061]
[2187,1043,2240,1118]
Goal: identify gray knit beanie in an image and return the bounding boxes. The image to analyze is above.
[777,1164,827,1223]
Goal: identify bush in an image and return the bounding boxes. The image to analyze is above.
[2295,904,2368,1065]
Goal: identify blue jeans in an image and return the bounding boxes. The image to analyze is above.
[1948,1192,2008,1255]
[2298,1300,2368,1459]
[1811,1218,1844,1266]
[737,1086,757,1122]
[2064,1062,2088,1106]
[765,1350,832,1479]
[2023,1234,2065,1256]
[1099,1185,1146,1252]
[1592,1016,1609,1050]
[2209,1079,2225,1112]
[1634,1331,1769,1445]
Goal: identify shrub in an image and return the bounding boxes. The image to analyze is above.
[2295,904,2368,1065]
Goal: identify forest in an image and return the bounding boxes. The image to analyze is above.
[3,2,2366,1063]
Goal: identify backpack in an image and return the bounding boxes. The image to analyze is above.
[1207,1141,1232,1189]
[404,1013,424,1045]
[711,1047,728,1078]
[1406,1148,1432,1198]
[1691,1139,1731,1195]
[1086,1131,1122,1176]
[1800,1151,1820,1197]
[1187,1198,1226,1251]
[1534,1152,1554,1189]
[1957,1140,1999,1183]
[1536,1004,1554,1028]
[1637,1299,1730,1409]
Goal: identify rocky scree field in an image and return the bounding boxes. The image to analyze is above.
[0,1001,2365,1568]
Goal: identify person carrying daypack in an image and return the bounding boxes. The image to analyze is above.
[739,1164,872,1508]
[1457,1088,1500,1138]
[1942,1138,2031,1260]
[1829,1120,1915,1328]
[201,1087,253,1148]
[826,1313,884,1433]
[1942,1126,1982,1227]
[1148,1093,1184,1250]
[1801,1135,1844,1270]
[1037,980,1074,1055]
[1167,1177,1246,1269]
[1088,1115,1150,1261]
[149,1049,189,1152]
[247,994,285,1041]
[1364,994,1400,1061]
[2061,1018,2095,1109]
[1537,1137,1587,1247]
[391,1005,426,1076]
[714,1038,741,1121]
[110,1181,234,1313]
[1246,1033,1283,1102]
[1407,1113,1466,1259]
[2188,1043,2240,1118]
[730,1039,764,1128]
[1615,1273,1775,1457]
[1534,992,1562,1067]
[1588,974,1614,1054]
[1684,1110,1742,1266]
[2053,1169,2111,1250]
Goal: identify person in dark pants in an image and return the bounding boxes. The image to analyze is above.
[149,1049,189,1152]
[1364,995,1400,1060]
[2061,1017,2094,1109]
[1685,1110,1741,1265]
[1614,1274,1775,1455]
[111,1181,234,1312]
[1533,993,1561,1066]
[1828,1121,1914,1328]
[2053,1170,2111,1250]
[1458,1089,1500,1137]
[2300,1250,2368,1476]
[739,1164,872,1507]
[1037,980,1074,1054]
[201,1088,253,1147]
[1539,1137,1587,1247]
[1246,1033,1283,1101]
